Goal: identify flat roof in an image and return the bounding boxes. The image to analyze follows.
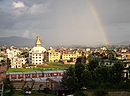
[7,70,65,74]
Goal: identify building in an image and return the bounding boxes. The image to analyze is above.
[6,47,21,59]
[61,51,82,63]
[121,53,130,60]
[11,57,26,68]
[29,36,46,64]
[6,46,26,68]
[46,77,62,90]
[62,52,77,62]
[0,57,4,62]
[45,49,61,62]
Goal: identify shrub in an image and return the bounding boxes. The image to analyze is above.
[94,89,108,96]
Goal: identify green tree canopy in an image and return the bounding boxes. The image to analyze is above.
[61,66,78,91]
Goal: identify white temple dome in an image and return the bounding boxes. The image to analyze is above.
[31,46,46,53]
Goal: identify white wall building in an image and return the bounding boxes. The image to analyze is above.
[6,47,26,68]
[11,57,26,68]
[29,36,46,64]
[6,48,21,59]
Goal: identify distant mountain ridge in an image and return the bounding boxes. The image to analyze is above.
[0,36,130,47]
[116,41,130,45]
[0,36,35,47]
[110,41,130,46]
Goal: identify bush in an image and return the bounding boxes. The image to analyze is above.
[94,89,108,96]
[74,91,86,96]
[43,88,51,94]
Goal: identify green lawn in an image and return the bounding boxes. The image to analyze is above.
[8,63,74,72]
[8,68,36,72]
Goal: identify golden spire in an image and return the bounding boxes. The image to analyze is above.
[35,36,42,47]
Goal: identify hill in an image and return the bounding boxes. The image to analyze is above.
[0,36,35,47]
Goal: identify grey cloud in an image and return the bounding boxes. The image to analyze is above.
[0,12,15,29]
[0,0,51,29]
[0,0,130,46]
[107,23,130,42]
[92,0,130,24]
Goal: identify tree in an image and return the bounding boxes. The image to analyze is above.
[75,56,86,64]
[75,57,85,90]
[61,54,128,94]
[107,50,116,60]
[111,61,124,84]
[20,51,29,58]
[6,58,11,69]
[88,58,99,71]
[61,66,78,92]
[82,67,94,88]
[3,78,14,96]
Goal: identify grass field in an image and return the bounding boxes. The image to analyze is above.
[8,63,74,72]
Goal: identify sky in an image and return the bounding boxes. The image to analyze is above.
[0,0,130,46]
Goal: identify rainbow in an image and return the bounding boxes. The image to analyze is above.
[88,1,109,46]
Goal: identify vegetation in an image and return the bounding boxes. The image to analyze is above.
[3,78,14,96]
[61,56,87,95]
[61,54,130,96]
[61,66,78,92]
[6,58,11,69]
[8,63,74,72]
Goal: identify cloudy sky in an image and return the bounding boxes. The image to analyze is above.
[0,0,130,46]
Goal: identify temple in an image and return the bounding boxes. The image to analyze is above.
[29,36,46,64]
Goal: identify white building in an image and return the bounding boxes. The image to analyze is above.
[11,57,26,68]
[6,48,21,59]
[6,47,26,68]
[29,36,46,64]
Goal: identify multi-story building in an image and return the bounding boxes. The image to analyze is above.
[29,36,46,64]
[6,46,26,68]
[62,52,77,62]
[45,49,61,62]
[62,51,82,63]
[6,47,21,59]
[120,53,130,60]
[11,57,26,68]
